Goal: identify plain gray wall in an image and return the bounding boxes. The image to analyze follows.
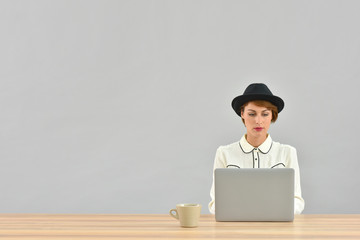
[1,0,359,214]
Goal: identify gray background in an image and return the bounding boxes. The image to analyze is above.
[1,0,359,214]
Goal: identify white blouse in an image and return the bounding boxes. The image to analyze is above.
[209,134,305,214]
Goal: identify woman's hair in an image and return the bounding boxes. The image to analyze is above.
[240,100,279,124]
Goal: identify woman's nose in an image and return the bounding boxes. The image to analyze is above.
[255,116,262,124]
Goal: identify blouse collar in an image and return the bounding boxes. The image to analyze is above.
[239,134,273,154]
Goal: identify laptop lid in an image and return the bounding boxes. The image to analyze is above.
[215,168,294,222]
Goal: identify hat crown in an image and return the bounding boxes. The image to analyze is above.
[243,83,273,96]
[231,83,285,117]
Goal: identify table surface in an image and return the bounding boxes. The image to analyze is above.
[0,214,360,240]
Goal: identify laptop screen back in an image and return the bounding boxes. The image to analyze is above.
[215,168,294,221]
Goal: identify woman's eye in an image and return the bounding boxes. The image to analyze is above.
[248,113,255,116]
[262,113,269,117]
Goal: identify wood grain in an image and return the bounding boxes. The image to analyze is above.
[0,214,359,239]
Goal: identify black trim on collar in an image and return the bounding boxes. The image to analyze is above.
[259,141,273,154]
[238,140,273,154]
[239,142,252,154]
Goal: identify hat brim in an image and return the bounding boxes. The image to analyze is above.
[231,94,284,117]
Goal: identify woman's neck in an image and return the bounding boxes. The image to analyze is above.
[245,134,268,148]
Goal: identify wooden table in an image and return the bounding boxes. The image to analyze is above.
[0,214,359,239]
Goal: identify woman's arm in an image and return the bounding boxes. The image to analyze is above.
[287,146,305,214]
[208,147,227,214]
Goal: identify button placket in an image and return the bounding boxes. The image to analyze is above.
[254,149,259,168]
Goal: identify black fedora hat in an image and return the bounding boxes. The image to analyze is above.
[231,83,284,117]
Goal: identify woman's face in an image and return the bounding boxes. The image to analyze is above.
[241,102,272,138]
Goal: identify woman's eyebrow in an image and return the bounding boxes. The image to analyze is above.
[246,109,270,112]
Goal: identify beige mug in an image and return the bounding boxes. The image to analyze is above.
[169,204,201,228]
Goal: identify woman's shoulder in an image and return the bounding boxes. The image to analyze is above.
[272,140,297,153]
[216,141,240,152]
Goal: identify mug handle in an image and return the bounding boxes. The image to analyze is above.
[169,209,179,220]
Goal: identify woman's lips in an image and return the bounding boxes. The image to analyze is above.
[254,127,263,131]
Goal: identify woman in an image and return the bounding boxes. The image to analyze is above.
[209,83,305,214]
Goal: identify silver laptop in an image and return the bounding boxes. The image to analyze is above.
[215,168,294,222]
